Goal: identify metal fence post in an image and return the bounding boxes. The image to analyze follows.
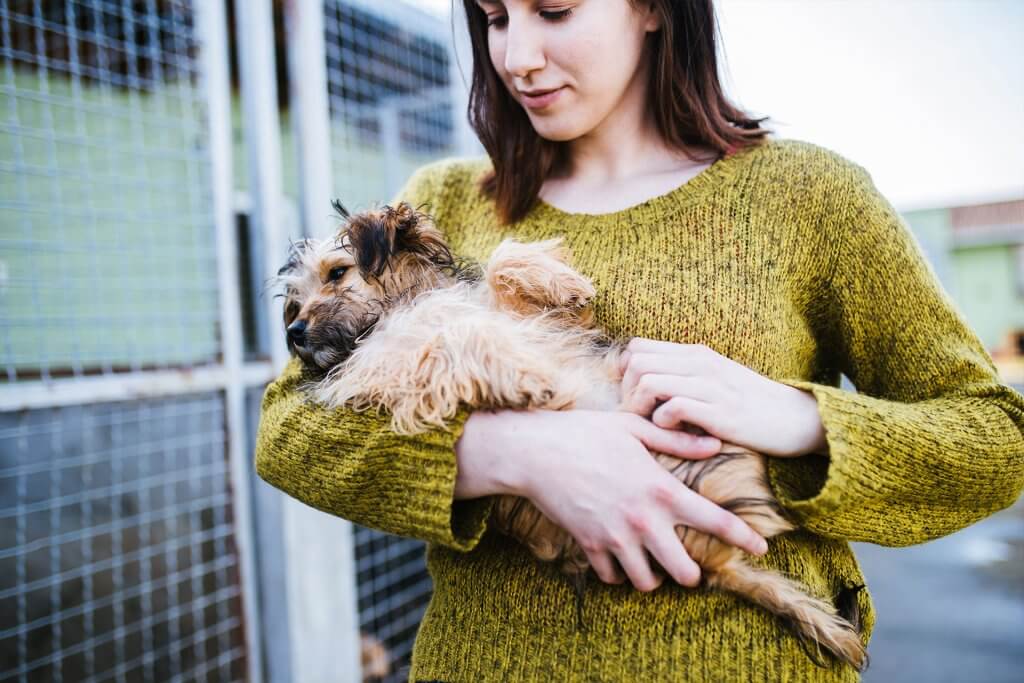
[237,0,362,680]
[286,0,336,240]
[283,0,363,680]
[197,1,265,681]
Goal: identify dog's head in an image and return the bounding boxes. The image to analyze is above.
[275,202,456,371]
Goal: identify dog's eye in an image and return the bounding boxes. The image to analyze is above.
[327,266,347,282]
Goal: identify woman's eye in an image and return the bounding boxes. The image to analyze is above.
[327,266,346,282]
[486,8,572,29]
[540,9,573,21]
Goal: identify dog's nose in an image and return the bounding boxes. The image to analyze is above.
[287,320,307,347]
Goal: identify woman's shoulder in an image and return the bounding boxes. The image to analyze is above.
[397,155,493,217]
[736,138,883,216]
[742,137,869,181]
[406,155,493,193]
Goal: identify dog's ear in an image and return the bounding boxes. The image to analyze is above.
[344,202,453,278]
[389,203,453,267]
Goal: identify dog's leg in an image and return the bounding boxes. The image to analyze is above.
[485,239,596,322]
[649,450,867,671]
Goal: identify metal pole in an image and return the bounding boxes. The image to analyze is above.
[283,1,363,680]
[379,102,403,199]
[196,1,264,682]
[236,0,290,373]
[286,0,336,239]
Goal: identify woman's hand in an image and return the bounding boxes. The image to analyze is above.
[619,338,828,457]
[454,409,768,591]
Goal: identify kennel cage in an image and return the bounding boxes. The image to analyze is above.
[1,0,473,681]
[0,1,258,681]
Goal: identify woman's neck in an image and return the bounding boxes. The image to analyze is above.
[537,54,719,214]
[549,87,715,188]
[541,121,719,215]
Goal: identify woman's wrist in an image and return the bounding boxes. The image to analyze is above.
[784,387,829,456]
[454,410,532,499]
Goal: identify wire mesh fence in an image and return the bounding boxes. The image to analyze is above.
[0,1,253,681]
[322,0,456,213]
[352,531,432,683]
[1,0,467,680]
[1,0,220,381]
[0,394,248,682]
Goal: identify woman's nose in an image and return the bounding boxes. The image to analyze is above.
[504,21,546,78]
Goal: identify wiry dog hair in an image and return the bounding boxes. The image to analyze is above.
[274,203,868,671]
[275,202,478,371]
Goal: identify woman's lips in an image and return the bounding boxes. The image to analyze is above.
[520,86,564,110]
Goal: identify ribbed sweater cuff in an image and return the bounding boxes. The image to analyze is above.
[356,407,494,551]
[767,380,889,533]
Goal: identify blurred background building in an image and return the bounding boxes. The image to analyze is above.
[1,1,1021,682]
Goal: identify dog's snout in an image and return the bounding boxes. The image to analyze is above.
[287,320,307,346]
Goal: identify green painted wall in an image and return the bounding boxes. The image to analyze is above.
[1,70,221,374]
[1,70,450,377]
[952,245,1021,351]
[904,207,1022,351]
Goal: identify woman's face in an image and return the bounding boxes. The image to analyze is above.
[477,0,661,142]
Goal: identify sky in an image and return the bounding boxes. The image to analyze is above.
[409,0,1023,211]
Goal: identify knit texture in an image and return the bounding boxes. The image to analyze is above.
[255,139,1024,682]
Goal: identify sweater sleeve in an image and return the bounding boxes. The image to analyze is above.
[767,163,1024,547]
[253,160,494,551]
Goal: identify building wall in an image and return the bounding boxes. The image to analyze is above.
[952,244,1023,351]
[903,204,1023,353]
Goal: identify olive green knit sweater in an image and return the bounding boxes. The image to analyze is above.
[255,139,1024,682]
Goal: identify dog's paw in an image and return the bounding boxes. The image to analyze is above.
[486,239,596,316]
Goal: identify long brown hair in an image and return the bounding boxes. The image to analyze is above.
[460,0,769,224]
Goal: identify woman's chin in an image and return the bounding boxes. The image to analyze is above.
[528,115,590,142]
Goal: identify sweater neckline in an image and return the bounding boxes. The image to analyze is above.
[531,145,748,223]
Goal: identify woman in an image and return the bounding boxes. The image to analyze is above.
[256,1,1024,680]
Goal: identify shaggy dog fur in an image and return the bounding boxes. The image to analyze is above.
[274,202,867,671]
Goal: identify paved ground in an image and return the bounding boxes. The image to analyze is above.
[854,499,1024,682]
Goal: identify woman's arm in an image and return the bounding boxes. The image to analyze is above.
[613,157,1024,547]
[453,409,768,591]
[256,353,767,568]
[767,163,1024,546]
[256,355,494,549]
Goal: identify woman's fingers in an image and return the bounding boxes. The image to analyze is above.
[585,549,626,585]
[625,413,720,459]
[660,483,768,557]
[620,373,716,417]
[611,543,664,593]
[650,395,715,431]
[642,524,701,588]
[626,338,718,357]
[620,351,701,392]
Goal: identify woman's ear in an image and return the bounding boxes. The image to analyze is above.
[641,2,662,33]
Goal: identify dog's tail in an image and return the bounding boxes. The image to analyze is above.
[707,560,868,671]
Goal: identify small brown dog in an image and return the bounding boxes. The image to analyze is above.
[275,202,867,670]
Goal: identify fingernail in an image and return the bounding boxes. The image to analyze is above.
[755,538,769,555]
